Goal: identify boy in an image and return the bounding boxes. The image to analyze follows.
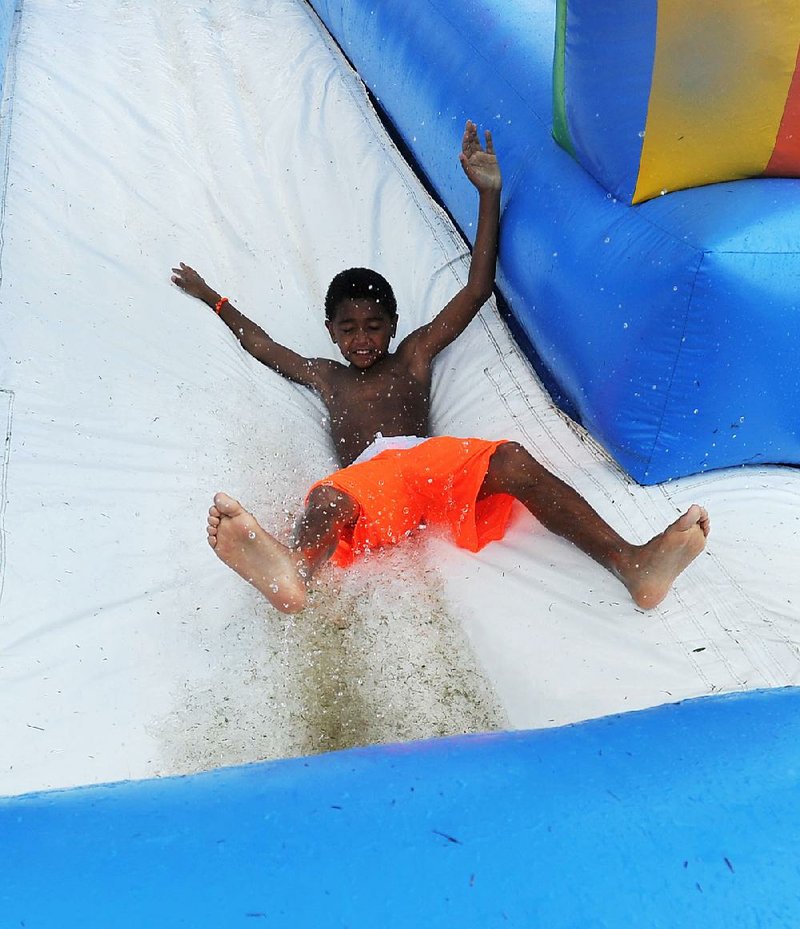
[172,121,709,614]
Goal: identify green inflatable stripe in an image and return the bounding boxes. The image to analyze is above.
[552,0,574,155]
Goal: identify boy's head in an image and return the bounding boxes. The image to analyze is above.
[324,268,397,321]
[324,268,398,369]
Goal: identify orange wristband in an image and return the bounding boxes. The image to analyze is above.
[215,296,229,315]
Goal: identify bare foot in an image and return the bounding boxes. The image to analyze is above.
[207,492,308,614]
[620,504,710,609]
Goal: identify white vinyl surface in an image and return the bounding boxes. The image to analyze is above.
[1,0,798,796]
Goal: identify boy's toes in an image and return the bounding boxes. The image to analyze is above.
[213,492,244,519]
[209,504,221,519]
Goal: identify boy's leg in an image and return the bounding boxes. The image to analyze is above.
[207,486,359,614]
[292,484,361,573]
[479,442,709,609]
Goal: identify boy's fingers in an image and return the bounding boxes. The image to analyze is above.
[484,129,494,154]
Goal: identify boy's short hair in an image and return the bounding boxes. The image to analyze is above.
[325,268,397,320]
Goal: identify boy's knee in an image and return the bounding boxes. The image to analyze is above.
[498,440,525,458]
[488,441,547,490]
[307,484,359,521]
[491,441,527,473]
[275,585,308,615]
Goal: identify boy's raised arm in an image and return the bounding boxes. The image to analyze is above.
[399,120,502,364]
[171,263,330,389]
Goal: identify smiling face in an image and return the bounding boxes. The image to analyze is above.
[326,298,398,370]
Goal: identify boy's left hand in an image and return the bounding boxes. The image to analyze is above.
[171,262,219,306]
[459,120,501,192]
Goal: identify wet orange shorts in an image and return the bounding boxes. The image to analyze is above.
[307,436,515,567]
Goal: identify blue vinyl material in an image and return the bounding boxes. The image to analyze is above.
[308,0,800,483]
[3,688,800,927]
[560,0,657,199]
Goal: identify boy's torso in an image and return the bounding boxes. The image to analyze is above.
[317,350,432,466]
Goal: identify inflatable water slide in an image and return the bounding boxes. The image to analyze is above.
[2,0,800,925]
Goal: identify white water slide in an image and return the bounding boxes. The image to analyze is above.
[2,0,799,797]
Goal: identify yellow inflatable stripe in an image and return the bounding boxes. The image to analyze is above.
[633,0,800,204]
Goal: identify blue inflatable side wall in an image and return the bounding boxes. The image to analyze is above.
[307,0,800,483]
[3,688,800,927]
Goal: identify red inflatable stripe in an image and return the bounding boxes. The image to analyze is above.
[765,42,800,175]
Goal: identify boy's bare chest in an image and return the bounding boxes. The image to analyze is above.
[325,360,429,410]
[321,358,432,464]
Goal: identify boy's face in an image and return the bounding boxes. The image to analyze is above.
[326,298,397,370]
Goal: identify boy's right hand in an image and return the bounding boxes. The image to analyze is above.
[171,262,219,306]
[459,120,501,193]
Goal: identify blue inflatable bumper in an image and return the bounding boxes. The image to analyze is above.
[307,0,800,483]
[3,688,800,927]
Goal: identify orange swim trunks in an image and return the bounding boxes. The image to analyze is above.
[307,436,515,567]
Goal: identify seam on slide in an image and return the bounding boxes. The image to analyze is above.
[655,479,791,687]
[0,5,23,614]
[483,337,751,688]
[301,1,476,271]
[479,357,750,692]
[0,1,23,290]
[482,320,768,690]
[0,390,13,614]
